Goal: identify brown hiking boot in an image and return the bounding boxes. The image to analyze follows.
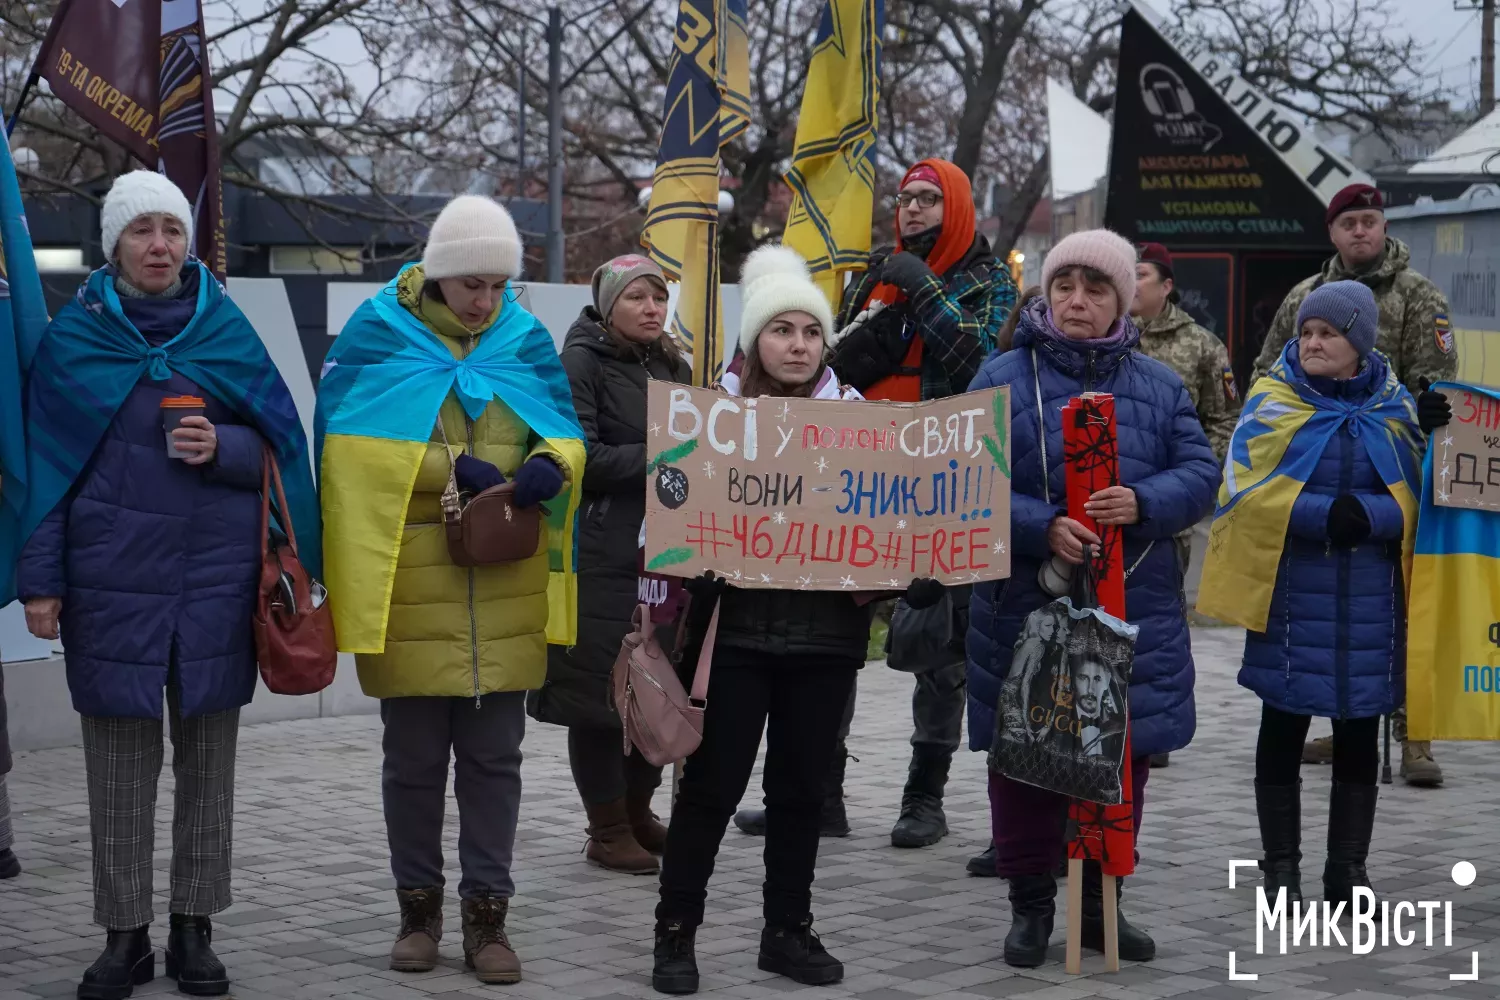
[627,787,669,854]
[1400,741,1444,787]
[1301,735,1334,765]
[390,887,443,972]
[461,895,521,984]
[584,798,659,873]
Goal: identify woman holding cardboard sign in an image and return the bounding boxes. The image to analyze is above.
[965,229,1219,968]
[651,246,868,995]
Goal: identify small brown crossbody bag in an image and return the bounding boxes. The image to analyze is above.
[434,417,542,566]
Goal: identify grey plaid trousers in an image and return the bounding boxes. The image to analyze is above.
[81,684,239,930]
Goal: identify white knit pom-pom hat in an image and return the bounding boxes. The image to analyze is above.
[737,245,836,357]
[100,170,194,260]
[422,195,523,280]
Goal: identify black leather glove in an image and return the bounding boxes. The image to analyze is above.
[1326,495,1372,548]
[683,570,728,600]
[828,306,910,391]
[904,577,945,610]
[1416,378,1451,434]
[880,251,937,295]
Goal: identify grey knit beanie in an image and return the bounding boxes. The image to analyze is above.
[592,254,667,323]
[1296,280,1379,359]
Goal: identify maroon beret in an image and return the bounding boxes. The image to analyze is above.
[1136,242,1173,277]
[1325,184,1384,227]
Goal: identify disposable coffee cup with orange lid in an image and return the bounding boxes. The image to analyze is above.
[161,396,205,459]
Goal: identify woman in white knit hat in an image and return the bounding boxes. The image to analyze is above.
[9,170,319,998]
[317,194,586,985]
[651,247,864,995]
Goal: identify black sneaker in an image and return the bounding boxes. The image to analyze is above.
[758,918,843,986]
[77,927,154,1000]
[652,920,699,995]
[164,915,229,996]
[0,848,19,879]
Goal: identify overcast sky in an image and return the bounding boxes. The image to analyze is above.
[1400,0,1493,104]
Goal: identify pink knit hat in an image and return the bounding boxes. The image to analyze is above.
[1041,229,1138,318]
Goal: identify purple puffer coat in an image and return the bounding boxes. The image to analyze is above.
[16,268,266,720]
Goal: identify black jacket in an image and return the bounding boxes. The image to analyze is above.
[528,309,690,730]
[711,587,872,665]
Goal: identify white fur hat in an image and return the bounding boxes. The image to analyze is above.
[422,195,523,280]
[100,170,194,260]
[737,245,836,357]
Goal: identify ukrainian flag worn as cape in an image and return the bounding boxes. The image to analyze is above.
[1,262,319,605]
[1406,382,1500,740]
[1197,344,1422,632]
[316,265,586,652]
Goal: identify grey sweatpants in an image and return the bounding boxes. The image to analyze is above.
[0,775,12,853]
[380,691,526,899]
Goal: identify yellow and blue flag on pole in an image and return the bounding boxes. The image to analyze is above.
[1197,347,1423,632]
[0,140,54,602]
[1406,382,1500,740]
[641,0,750,388]
[782,0,884,310]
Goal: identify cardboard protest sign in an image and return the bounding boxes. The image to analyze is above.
[1434,384,1500,512]
[643,383,1012,590]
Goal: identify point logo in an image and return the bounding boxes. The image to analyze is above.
[1225,860,1480,982]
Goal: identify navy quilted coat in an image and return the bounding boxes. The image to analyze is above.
[1236,345,1410,719]
[965,302,1220,757]
[15,267,267,720]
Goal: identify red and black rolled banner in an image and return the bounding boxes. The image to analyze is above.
[30,0,225,279]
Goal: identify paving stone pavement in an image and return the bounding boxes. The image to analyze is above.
[2,627,1497,1000]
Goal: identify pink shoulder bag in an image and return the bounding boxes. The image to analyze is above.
[612,600,719,767]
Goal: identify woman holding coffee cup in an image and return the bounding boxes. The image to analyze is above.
[4,171,318,999]
[317,194,585,985]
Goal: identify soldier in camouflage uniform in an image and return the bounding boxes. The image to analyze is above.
[1130,243,1240,769]
[1252,184,1457,788]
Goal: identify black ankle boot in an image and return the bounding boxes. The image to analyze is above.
[1081,862,1156,962]
[1323,781,1378,908]
[758,917,843,985]
[1002,873,1055,967]
[77,927,154,1000]
[890,745,951,848]
[165,915,228,996]
[1255,781,1303,906]
[0,847,19,879]
[652,920,699,995]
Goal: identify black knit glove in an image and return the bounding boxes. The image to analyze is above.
[1416,378,1451,434]
[904,578,945,610]
[1327,495,1371,548]
[880,251,937,295]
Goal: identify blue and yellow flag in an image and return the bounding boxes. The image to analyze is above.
[641,0,750,388]
[315,267,586,652]
[1406,382,1500,740]
[0,140,52,601]
[782,0,884,309]
[1197,346,1423,632]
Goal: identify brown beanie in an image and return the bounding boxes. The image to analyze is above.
[592,254,668,323]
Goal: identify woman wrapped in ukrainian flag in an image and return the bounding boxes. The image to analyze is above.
[316,195,585,986]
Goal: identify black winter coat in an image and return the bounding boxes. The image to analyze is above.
[528,310,690,730]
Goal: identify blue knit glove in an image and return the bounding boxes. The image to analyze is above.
[511,456,564,509]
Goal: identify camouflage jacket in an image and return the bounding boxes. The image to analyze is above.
[1135,303,1239,462]
[1252,238,1456,395]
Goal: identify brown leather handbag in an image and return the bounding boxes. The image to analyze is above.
[254,445,337,695]
[435,419,542,566]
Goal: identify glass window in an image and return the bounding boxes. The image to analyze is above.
[269,246,364,276]
[33,247,85,272]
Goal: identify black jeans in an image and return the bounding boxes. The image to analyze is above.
[567,726,662,805]
[657,650,859,928]
[1256,703,1379,786]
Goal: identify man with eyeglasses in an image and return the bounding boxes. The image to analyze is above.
[732,159,1017,852]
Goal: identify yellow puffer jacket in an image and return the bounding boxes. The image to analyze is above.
[354,274,568,699]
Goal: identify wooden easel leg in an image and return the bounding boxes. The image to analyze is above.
[1102,872,1120,972]
[1065,857,1083,974]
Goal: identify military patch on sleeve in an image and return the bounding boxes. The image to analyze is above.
[1222,368,1238,403]
[1435,313,1454,354]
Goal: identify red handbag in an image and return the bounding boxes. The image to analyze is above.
[253,445,337,695]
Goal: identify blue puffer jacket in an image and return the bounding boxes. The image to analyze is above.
[1237,345,1409,719]
[965,300,1220,757]
[16,266,266,720]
